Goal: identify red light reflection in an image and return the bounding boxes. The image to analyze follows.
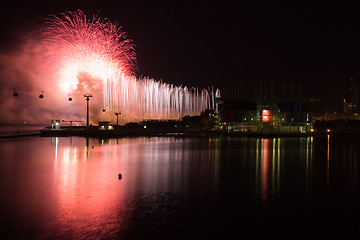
[261,139,272,205]
[53,138,128,238]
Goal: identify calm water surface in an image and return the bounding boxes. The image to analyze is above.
[0,136,359,239]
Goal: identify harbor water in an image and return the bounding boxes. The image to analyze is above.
[0,135,359,239]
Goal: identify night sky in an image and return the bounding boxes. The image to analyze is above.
[1,1,360,112]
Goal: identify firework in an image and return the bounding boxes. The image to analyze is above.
[41,10,136,91]
[39,10,214,124]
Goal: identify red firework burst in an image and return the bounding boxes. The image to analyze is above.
[40,10,137,92]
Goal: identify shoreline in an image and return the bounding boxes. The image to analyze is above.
[38,127,341,138]
[3,126,360,139]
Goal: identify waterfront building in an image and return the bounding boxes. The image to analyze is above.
[220,98,313,134]
[51,119,61,130]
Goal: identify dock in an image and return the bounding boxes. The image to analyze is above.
[0,130,41,139]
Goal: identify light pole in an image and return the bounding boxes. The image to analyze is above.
[115,112,121,126]
[83,94,93,130]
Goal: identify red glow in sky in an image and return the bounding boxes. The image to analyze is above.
[41,10,137,93]
[0,10,212,125]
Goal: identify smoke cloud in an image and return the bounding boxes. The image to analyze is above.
[0,36,85,126]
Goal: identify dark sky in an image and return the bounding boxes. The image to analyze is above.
[1,1,360,112]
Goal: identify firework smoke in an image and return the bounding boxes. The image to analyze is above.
[0,10,214,126]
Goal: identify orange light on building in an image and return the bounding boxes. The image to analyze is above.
[262,110,273,122]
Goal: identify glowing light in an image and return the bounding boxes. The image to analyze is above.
[327,129,331,132]
[39,10,214,124]
[262,110,273,123]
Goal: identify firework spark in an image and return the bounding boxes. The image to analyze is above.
[0,10,214,125]
[40,10,137,93]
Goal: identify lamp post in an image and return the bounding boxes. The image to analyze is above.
[83,94,93,130]
[115,111,121,126]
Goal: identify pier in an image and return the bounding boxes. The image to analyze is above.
[0,130,41,139]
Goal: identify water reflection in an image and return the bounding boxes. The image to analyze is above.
[256,138,280,205]
[254,137,314,206]
[48,137,223,238]
[0,135,359,238]
[211,137,316,207]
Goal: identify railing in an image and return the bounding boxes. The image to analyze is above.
[0,130,41,138]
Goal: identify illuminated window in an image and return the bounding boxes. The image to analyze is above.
[262,110,273,123]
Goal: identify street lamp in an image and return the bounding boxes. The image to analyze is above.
[83,94,93,130]
[115,111,121,126]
